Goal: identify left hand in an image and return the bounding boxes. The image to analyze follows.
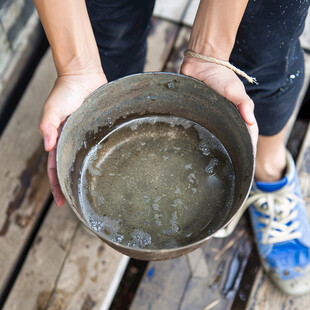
[181,57,258,154]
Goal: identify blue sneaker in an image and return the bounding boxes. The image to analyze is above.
[247,151,310,295]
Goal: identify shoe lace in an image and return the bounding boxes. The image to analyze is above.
[244,183,303,245]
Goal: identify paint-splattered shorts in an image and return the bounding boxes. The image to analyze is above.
[231,0,310,136]
[86,0,310,136]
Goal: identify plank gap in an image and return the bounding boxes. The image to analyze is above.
[176,271,193,310]
[0,29,48,137]
[109,259,148,310]
[0,194,52,308]
[231,237,260,310]
[44,222,81,309]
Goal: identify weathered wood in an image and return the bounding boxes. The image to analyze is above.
[130,256,191,310]
[153,0,190,23]
[164,26,191,73]
[180,218,252,310]
[3,202,78,310]
[0,0,38,95]
[0,21,12,77]
[4,199,129,310]
[0,0,36,50]
[131,218,252,310]
[0,49,56,298]
[182,0,199,27]
[246,124,310,310]
[186,248,209,278]
[144,18,179,72]
[45,225,129,310]
[0,11,42,115]
[300,6,310,51]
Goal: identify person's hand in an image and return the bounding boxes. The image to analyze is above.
[40,72,108,206]
[181,57,258,154]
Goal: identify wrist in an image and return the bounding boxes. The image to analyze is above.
[188,0,248,61]
[187,37,234,61]
[181,57,215,78]
[53,50,103,77]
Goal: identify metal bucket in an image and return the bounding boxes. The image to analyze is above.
[56,72,254,261]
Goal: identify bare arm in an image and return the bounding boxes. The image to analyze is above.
[34,0,107,206]
[188,0,248,60]
[181,0,258,150]
[33,0,103,75]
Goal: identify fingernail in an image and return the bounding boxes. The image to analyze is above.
[247,111,256,125]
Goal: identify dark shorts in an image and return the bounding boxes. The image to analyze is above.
[86,0,155,81]
[86,0,309,136]
[231,0,310,136]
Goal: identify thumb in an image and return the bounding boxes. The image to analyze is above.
[248,122,258,157]
[39,111,60,152]
[238,99,256,126]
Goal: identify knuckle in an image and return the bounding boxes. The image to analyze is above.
[223,84,236,98]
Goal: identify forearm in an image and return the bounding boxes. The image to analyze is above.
[33,0,102,76]
[188,0,248,61]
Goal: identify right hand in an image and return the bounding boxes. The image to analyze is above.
[181,57,258,154]
[40,72,108,206]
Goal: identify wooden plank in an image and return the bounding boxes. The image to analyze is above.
[0,49,56,298]
[4,200,129,310]
[130,256,191,310]
[180,218,252,310]
[0,11,42,115]
[131,218,252,310]
[45,225,129,310]
[0,0,36,50]
[246,124,310,310]
[153,0,190,23]
[0,21,12,77]
[182,0,199,27]
[3,202,78,310]
[144,17,179,72]
[300,7,310,51]
[164,26,192,73]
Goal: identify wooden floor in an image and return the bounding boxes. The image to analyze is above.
[1,1,310,309]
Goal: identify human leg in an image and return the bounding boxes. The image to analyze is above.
[86,0,155,81]
[216,0,309,235]
[217,0,310,295]
[255,127,287,182]
[234,0,309,186]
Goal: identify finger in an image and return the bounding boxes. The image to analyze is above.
[248,122,258,157]
[39,105,61,151]
[40,123,58,151]
[223,82,256,126]
[47,148,66,206]
[237,99,256,126]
